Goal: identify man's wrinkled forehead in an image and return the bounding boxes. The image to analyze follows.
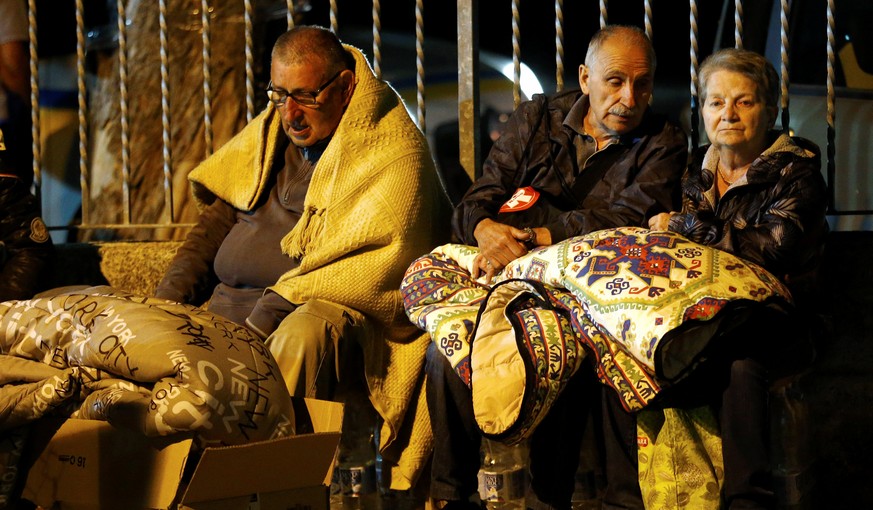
[590,52,655,78]
[270,55,331,90]
[585,30,656,73]
[272,50,326,72]
[587,52,653,84]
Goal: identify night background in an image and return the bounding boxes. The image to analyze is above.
[272,0,867,130]
[8,2,873,509]
[34,0,870,128]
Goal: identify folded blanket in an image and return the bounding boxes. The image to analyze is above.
[0,286,294,447]
[468,279,586,444]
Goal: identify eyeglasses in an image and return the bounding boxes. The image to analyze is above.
[266,70,342,107]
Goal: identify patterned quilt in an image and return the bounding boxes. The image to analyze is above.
[402,227,792,440]
[0,286,294,446]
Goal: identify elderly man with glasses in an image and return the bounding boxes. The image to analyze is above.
[155,25,447,490]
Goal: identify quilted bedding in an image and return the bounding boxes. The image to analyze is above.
[0,286,294,446]
[402,227,792,440]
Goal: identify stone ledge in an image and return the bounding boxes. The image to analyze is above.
[49,241,182,296]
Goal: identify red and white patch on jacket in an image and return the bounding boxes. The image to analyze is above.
[498,186,540,213]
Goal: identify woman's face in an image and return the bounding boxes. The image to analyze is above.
[702,70,776,154]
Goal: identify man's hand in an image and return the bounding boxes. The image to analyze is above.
[473,218,538,278]
[648,212,675,231]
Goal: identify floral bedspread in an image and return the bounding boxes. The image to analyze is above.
[402,227,792,424]
[402,227,792,507]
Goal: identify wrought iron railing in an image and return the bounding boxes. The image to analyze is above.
[16,0,872,237]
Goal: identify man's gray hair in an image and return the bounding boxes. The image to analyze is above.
[584,25,656,71]
[272,25,356,75]
[699,48,780,110]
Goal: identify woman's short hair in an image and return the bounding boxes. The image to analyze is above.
[699,48,780,109]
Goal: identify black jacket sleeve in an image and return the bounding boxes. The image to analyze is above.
[451,97,548,244]
[154,199,236,305]
[0,177,53,301]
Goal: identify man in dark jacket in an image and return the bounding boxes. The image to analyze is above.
[453,27,687,284]
[428,25,687,510]
[0,128,52,302]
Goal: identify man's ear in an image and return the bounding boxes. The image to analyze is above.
[578,65,590,94]
[340,69,356,107]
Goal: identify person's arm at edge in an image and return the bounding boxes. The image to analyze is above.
[0,40,29,102]
[0,181,52,301]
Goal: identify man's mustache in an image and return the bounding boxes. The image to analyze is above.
[609,105,638,117]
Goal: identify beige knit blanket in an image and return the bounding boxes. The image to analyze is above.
[188,46,448,489]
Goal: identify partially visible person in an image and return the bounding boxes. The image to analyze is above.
[0,0,32,185]
[428,25,687,510]
[0,127,52,302]
[156,25,446,489]
[598,48,829,510]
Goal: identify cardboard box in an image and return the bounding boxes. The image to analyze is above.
[21,398,343,510]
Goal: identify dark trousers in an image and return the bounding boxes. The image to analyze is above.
[426,343,597,510]
[601,356,776,510]
[600,303,817,510]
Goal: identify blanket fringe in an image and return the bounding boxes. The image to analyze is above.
[283,206,324,258]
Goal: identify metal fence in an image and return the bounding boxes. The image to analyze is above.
[19,0,873,238]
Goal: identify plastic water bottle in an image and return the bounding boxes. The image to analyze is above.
[330,399,380,510]
[332,458,379,510]
[477,438,528,510]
